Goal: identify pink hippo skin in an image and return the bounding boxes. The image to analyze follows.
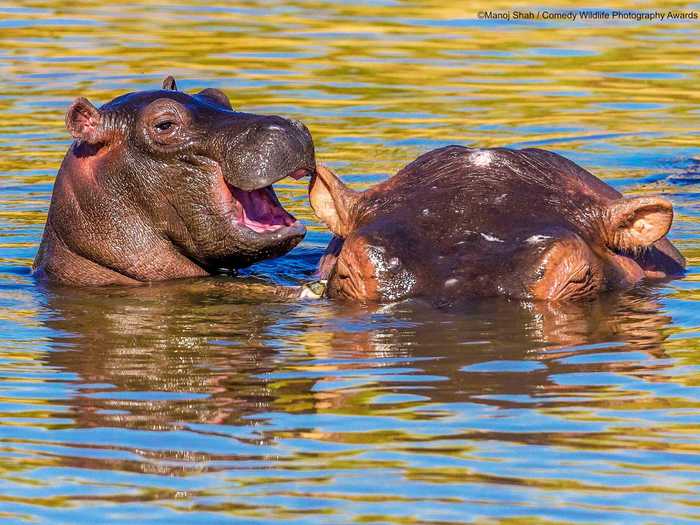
[310,146,685,303]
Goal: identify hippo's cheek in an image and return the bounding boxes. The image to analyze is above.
[601,251,646,289]
[326,236,379,301]
[365,244,417,302]
[528,235,605,302]
[173,166,307,269]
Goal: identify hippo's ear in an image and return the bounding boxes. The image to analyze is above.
[606,196,674,250]
[196,88,232,109]
[65,97,103,143]
[309,164,361,237]
[162,75,177,90]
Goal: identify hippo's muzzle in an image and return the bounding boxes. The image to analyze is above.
[222,115,315,191]
[211,114,315,247]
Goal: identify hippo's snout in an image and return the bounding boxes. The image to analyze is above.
[220,115,315,192]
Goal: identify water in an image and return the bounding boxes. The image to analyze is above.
[1,2,699,523]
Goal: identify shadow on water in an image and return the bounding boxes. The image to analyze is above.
[667,158,700,185]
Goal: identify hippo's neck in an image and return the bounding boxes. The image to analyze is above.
[33,148,208,286]
[33,224,141,286]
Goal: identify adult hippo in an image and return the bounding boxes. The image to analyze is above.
[310,146,685,303]
[33,77,315,286]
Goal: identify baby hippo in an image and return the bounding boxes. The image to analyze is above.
[34,77,315,286]
[310,146,685,303]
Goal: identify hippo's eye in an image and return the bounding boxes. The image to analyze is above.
[154,120,176,132]
[143,99,190,147]
[528,233,605,302]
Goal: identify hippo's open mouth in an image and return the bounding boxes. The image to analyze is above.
[225,169,310,234]
[230,185,297,233]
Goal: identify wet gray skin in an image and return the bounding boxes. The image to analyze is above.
[33,76,316,286]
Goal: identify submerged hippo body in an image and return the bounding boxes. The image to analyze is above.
[34,77,315,286]
[311,146,685,303]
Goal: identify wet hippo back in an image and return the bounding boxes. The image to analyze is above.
[310,146,685,303]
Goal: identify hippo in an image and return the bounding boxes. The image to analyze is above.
[33,76,315,286]
[310,146,685,303]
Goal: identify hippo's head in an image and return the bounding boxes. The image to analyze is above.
[311,147,685,303]
[34,76,315,286]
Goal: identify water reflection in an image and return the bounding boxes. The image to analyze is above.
[42,281,677,434]
[41,280,300,428]
[2,0,700,523]
[18,282,696,523]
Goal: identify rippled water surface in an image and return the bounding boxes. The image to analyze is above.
[1,2,700,523]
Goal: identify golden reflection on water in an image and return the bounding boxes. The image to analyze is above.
[0,1,700,523]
